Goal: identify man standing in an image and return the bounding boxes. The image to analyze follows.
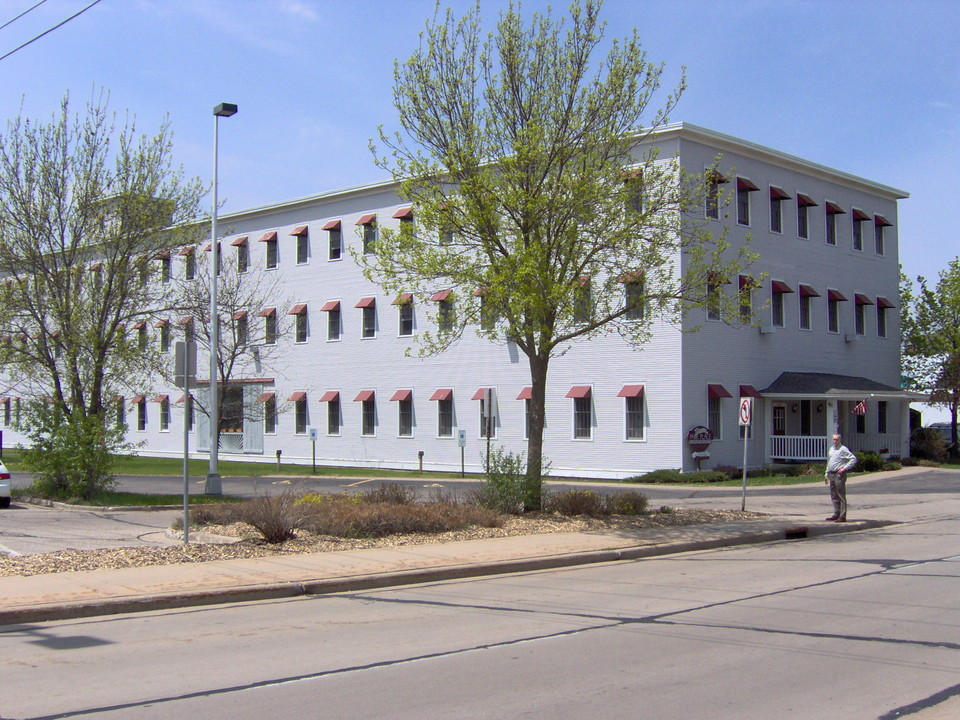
[825,433,857,522]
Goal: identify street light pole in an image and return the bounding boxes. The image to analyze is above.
[205,102,237,496]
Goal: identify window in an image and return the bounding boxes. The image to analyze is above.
[236,241,249,273]
[393,207,414,236]
[619,385,645,440]
[324,220,342,260]
[322,301,341,341]
[137,322,148,351]
[707,384,731,439]
[261,231,278,269]
[877,297,893,338]
[797,194,817,239]
[856,409,865,434]
[393,390,413,437]
[474,388,497,439]
[431,388,454,437]
[160,255,171,283]
[158,396,170,431]
[136,397,147,431]
[356,297,377,338]
[855,302,865,335]
[878,401,887,434]
[360,393,376,436]
[431,289,455,333]
[328,397,341,435]
[827,289,846,334]
[156,320,171,352]
[234,311,248,346]
[566,386,592,440]
[518,387,533,439]
[182,248,196,280]
[394,294,414,336]
[3,399,10,427]
[706,281,722,321]
[573,277,591,324]
[262,393,276,434]
[771,281,793,328]
[739,276,753,323]
[705,171,727,219]
[736,178,758,226]
[478,289,497,331]
[292,392,307,434]
[855,294,874,336]
[874,215,891,255]
[180,316,194,344]
[852,210,868,251]
[769,187,789,233]
[799,291,812,330]
[293,226,309,264]
[624,172,644,214]
[116,396,125,427]
[261,308,277,345]
[621,273,645,321]
[825,202,845,246]
[358,214,377,254]
[289,304,308,343]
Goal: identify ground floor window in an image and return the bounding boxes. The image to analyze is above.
[264,395,276,434]
[327,398,341,435]
[625,396,644,440]
[708,396,721,438]
[573,397,592,439]
[362,398,376,436]
[295,395,308,434]
[159,398,170,431]
[438,397,453,437]
[137,400,146,431]
[398,398,413,437]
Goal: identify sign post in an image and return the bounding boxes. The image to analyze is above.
[309,427,318,473]
[738,396,752,511]
[458,429,466,477]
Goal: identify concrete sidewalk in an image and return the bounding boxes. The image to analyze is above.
[0,514,891,626]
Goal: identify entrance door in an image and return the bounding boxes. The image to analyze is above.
[773,405,786,436]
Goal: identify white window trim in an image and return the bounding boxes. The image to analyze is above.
[571,388,594,441]
[622,389,646,443]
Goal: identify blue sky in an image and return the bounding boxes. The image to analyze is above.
[0,0,954,284]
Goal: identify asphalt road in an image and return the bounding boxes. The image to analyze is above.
[4,503,959,719]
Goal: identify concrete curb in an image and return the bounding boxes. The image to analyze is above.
[0,519,896,626]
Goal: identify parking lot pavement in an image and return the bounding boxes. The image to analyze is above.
[0,503,180,556]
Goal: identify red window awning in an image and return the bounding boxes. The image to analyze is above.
[799,284,821,297]
[854,293,875,305]
[257,392,275,403]
[288,391,306,402]
[203,242,219,252]
[825,201,846,215]
[769,186,791,200]
[290,225,308,236]
[392,207,414,220]
[874,214,893,227]
[130,395,145,404]
[565,385,592,399]
[471,388,493,401]
[796,193,818,207]
[739,274,755,289]
[430,289,453,302]
[827,289,848,302]
[390,389,412,402]
[322,219,341,231]
[318,390,340,403]
[132,321,146,330]
[616,385,645,398]
[178,315,194,325]
[618,271,643,284]
[258,307,276,317]
[232,310,248,321]
[354,390,375,402]
[354,296,376,309]
[739,385,763,399]
[153,318,170,328]
[876,297,895,309]
[771,280,794,294]
[288,303,307,315]
[154,250,170,260]
[153,394,169,403]
[852,209,870,221]
[230,235,248,246]
[356,213,377,226]
[430,388,453,402]
[178,246,195,256]
[736,177,760,191]
[258,231,278,242]
[391,293,413,305]
[707,384,732,399]
[706,170,729,184]
[516,387,532,400]
[320,300,341,312]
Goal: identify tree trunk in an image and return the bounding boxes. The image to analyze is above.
[524,353,550,511]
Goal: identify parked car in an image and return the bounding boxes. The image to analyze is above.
[0,460,9,508]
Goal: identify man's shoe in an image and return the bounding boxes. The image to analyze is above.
[825,516,838,521]
[835,517,846,523]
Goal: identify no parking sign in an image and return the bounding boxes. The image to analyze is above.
[739,397,753,426]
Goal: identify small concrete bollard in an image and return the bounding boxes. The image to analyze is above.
[276,449,282,472]
[418,450,424,473]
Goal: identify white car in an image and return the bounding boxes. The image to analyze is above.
[0,460,10,508]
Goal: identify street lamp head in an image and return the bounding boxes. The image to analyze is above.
[213,102,238,118]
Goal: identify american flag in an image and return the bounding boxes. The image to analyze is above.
[853,400,867,415]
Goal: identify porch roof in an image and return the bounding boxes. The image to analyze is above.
[760,372,926,401]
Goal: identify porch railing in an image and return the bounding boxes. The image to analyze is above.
[847,434,900,456]
[770,435,828,461]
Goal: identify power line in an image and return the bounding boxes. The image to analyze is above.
[0,0,49,33]
[0,0,104,64]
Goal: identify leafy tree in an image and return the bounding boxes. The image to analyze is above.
[367,0,749,508]
[0,90,204,495]
[902,259,960,455]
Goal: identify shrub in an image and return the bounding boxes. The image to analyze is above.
[713,465,740,480]
[604,490,649,515]
[911,428,948,462]
[232,490,309,543]
[882,461,902,471]
[855,451,884,472]
[544,489,606,516]
[20,404,125,500]
[361,483,416,505]
[475,446,527,514]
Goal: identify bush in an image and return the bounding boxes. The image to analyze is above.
[713,465,740,480]
[882,461,902,471]
[911,428,948,462]
[20,404,125,500]
[475,446,527,514]
[855,451,884,472]
[624,468,727,484]
[544,489,606,516]
[361,483,416,505]
[232,489,309,543]
[604,490,649,515]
